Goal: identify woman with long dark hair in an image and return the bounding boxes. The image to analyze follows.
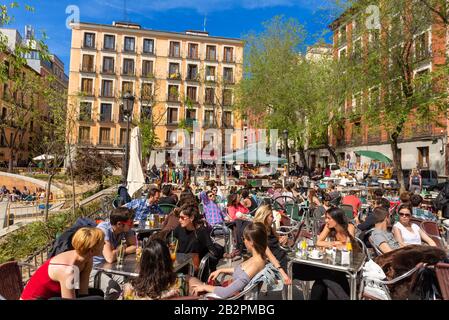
[227,193,252,259]
[189,222,268,298]
[316,207,357,250]
[122,239,187,299]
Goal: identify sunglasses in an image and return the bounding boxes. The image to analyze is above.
[122,220,134,227]
[179,215,189,221]
[399,213,411,217]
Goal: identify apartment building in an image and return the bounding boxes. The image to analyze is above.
[67,21,244,167]
[313,5,449,175]
[0,27,68,167]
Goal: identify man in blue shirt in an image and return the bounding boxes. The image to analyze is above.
[124,187,163,222]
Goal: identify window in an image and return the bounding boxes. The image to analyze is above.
[169,41,181,57]
[352,121,362,145]
[223,67,234,83]
[186,86,197,102]
[81,78,93,95]
[101,80,113,97]
[99,128,112,145]
[143,39,154,54]
[223,111,232,127]
[2,83,8,99]
[206,66,216,81]
[169,63,180,79]
[224,47,234,62]
[187,64,198,80]
[123,59,135,75]
[352,93,362,113]
[185,109,196,126]
[30,120,33,131]
[0,131,6,147]
[352,38,362,61]
[338,26,347,46]
[81,55,94,72]
[124,37,135,52]
[119,128,128,146]
[122,81,134,95]
[83,33,95,48]
[339,48,347,60]
[100,103,112,122]
[142,60,154,77]
[205,88,215,104]
[141,83,153,102]
[102,57,115,74]
[369,87,380,110]
[418,147,429,168]
[206,45,217,61]
[223,89,232,106]
[79,102,92,121]
[166,130,177,144]
[167,108,178,124]
[168,85,179,101]
[415,32,430,61]
[188,43,199,59]
[204,110,214,125]
[78,127,91,143]
[103,35,115,50]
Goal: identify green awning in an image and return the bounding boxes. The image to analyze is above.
[355,150,392,164]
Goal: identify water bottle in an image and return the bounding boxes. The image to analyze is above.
[117,238,126,266]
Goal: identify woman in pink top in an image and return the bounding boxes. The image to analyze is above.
[227,193,250,221]
[226,193,251,259]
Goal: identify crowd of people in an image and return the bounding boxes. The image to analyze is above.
[18,175,449,301]
[0,185,51,202]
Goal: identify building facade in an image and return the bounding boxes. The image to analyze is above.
[67,21,244,168]
[322,5,449,176]
[0,26,68,168]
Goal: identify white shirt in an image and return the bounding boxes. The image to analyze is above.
[393,222,422,245]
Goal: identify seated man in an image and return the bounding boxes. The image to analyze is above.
[90,207,137,300]
[124,187,163,223]
[370,207,401,254]
[410,194,438,222]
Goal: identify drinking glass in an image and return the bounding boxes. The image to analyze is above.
[169,239,178,263]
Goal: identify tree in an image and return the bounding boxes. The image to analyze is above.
[73,147,121,191]
[330,0,449,190]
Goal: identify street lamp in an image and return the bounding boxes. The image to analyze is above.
[122,91,135,182]
[283,129,289,179]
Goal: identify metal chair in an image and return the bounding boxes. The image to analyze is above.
[197,253,212,283]
[368,231,383,257]
[159,204,177,215]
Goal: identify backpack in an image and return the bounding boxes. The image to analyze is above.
[47,217,97,259]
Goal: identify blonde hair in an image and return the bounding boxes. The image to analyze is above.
[253,205,273,231]
[71,227,105,256]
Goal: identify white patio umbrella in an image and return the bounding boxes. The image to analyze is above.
[33,154,55,161]
[126,127,145,197]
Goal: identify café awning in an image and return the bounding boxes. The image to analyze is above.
[221,144,287,164]
[354,150,392,164]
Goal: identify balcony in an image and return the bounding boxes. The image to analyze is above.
[167,94,180,103]
[80,90,95,97]
[81,41,97,50]
[100,91,115,99]
[102,44,116,52]
[205,55,218,62]
[350,135,363,146]
[204,99,215,106]
[169,52,181,59]
[187,53,200,61]
[78,138,93,146]
[167,118,179,126]
[203,121,217,128]
[141,49,156,56]
[205,75,216,83]
[79,65,96,74]
[141,71,155,79]
[411,124,432,139]
[185,74,199,82]
[223,77,235,85]
[100,65,116,75]
[223,57,235,64]
[98,114,115,123]
[121,68,136,77]
[78,115,94,123]
[97,138,115,147]
[165,140,177,148]
[184,118,197,127]
[367,131,382,144]
[167,72,182,80]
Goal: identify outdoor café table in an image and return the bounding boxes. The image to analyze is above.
[287,250,366,300]
[133,226,162,240]
[93,253,194,287]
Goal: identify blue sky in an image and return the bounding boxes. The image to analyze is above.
[6,0,339,74]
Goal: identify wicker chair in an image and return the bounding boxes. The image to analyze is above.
[435,262,449,300]
[0,261,24,300]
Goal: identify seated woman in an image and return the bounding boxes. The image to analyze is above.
[122,239,188,300]
[189,222,267,298]
[173,204,223,272]
[21,227,105,300]
[299,207,361,300]
[227,193,252,258]
[392,203,436,247]
[316,207,356,249]
[241,189,258,215]
[253,205,292,285]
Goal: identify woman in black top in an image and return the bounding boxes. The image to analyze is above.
[158,184,178,206]
[172,205,223,273]
[241,189,258,215]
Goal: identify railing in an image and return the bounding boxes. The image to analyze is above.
[81,41,98,50]
[99,91,115,98]
[97,139,115,147]
[78,138,94,146]
[167,72,182,80]
[186,74,199,81]
[167,94,180,102]
[121,68,136,76]
[100,65,116,75]
[205,55,218,62]
[79,65,96,73]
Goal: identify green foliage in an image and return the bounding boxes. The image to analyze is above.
[0,202,101,264]
[140,118,160,160]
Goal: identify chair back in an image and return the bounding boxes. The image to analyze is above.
[435,262,449,300]
[420,221,445,249]
[340,204,354,220]
[367,230,383,257]
[159,204,177,215]
[0,261,24,300]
